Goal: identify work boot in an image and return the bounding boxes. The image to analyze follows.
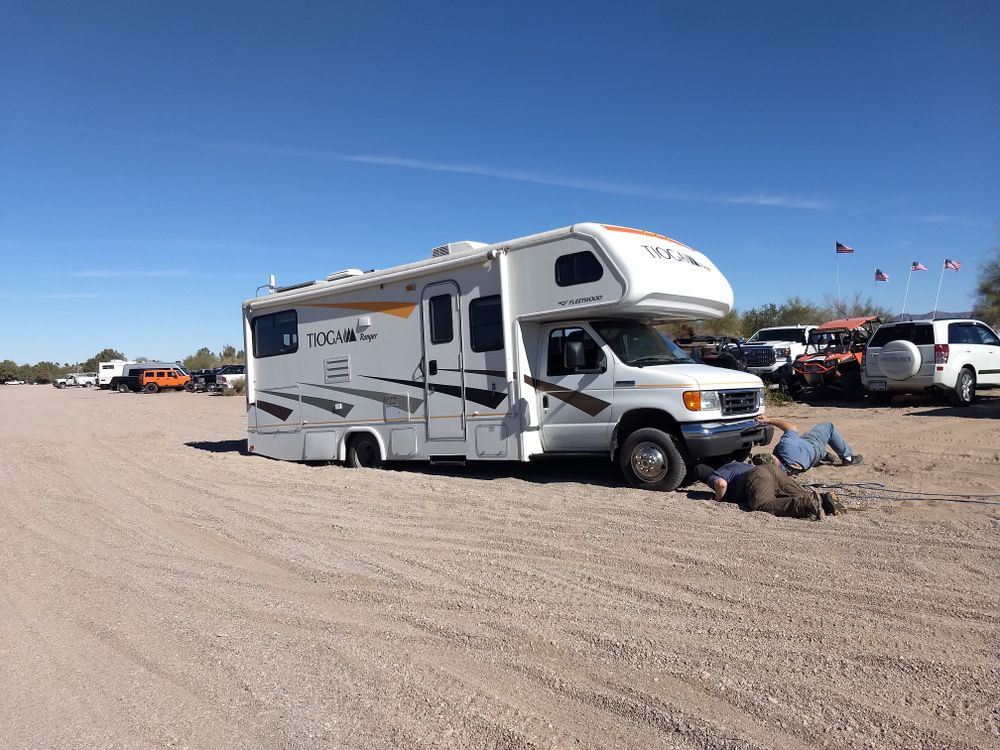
[819,451,838,465]
[820,491,845,516]
[842,454,863,466]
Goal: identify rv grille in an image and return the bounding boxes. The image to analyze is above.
[324,356,351,384]
[745,348,776,367]
[720,389,759,416]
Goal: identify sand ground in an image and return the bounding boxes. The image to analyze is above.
[1,385,998,750]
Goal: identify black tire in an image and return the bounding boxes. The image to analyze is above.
[868,391,894,406]
[619,427,687,492]
[184,382,195,392]
[346,433,383,469]
[948,368,975,407]
[117,383,130,393]
[143,383,159,394]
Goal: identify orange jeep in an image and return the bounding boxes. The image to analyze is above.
[140,367,191,393]
[788,316,879,400]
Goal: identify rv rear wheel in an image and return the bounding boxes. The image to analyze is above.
[619,428,686,492]
[347,434,383,469]
[117,383,130,393]
[143,383,159,394]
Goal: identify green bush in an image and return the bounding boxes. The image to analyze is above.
[222,379,247,396]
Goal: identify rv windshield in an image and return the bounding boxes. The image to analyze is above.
[591,320,694,367]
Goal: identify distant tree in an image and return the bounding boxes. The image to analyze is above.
[0,359,19,381]
[740,303,781,336]
[82,348,126,372]
[183,347,219,371]
[972,247,1000,329]
[31,361,61,384]
[219,344,244,364]
[820,292,891,321]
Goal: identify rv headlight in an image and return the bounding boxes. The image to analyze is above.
[755,388,764,409]
[683,390,721,412]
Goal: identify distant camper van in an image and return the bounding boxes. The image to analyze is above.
[242,223,771,491]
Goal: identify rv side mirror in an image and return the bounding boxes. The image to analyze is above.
[564,341,586,370]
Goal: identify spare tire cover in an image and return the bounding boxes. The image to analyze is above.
[878,339,921,380]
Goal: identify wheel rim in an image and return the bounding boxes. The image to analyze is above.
[630,441,667,482]
[960,373,972,401]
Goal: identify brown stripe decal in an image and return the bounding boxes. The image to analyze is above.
[256,400,293,421]
[523,375,610,417]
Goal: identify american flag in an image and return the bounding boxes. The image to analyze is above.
[875,269,889,282]
[911,261,928,271]
[835,242,854,254]
[944,258,961,271]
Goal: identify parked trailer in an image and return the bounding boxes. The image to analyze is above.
[98,360,132,389]
[243,223,772,491]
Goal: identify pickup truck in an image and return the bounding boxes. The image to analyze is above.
[53,372,98,388]
[192,364,246,392]
[741,326,816,383]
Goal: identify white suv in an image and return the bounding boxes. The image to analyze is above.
[862,318,1000,405]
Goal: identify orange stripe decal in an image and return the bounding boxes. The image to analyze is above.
[304,301,418,318]
[601,224,693,251]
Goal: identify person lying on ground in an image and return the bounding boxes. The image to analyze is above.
[694,457,844,520]
[756,415,863,476]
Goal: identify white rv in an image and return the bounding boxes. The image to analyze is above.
[98,359,132,388]
[243,223,772,491]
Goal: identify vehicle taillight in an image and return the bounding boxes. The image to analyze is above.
[219,375,227,385]
[934,344,949,364]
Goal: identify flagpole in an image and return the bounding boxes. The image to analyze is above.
[874,268,878,313]
[836,257,841,314]
[901,267,913,319]
[932,261,946,320]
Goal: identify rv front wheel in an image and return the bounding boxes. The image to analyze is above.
[347,434,383,469]
[620,428,686,492]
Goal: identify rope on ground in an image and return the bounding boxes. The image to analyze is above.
[802,481,1000,506]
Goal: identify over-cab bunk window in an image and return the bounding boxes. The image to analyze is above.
[469,295,503,352]
[555,250,603,287]
[253,310,299,357]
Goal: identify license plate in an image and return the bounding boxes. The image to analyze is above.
[868,381,888,391]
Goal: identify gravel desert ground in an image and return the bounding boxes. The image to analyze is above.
[2,385,998,750]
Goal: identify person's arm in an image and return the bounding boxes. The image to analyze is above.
[757,415,797,433]
[710,477,728,501]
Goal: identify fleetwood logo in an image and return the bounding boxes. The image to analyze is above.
[307,328,379,347]
[558,295,603,307]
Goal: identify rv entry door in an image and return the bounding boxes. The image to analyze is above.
[421,282,466,440]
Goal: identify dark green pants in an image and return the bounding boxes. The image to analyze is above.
[745,462,819,518]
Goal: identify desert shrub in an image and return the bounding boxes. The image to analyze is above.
[223,379,247,396]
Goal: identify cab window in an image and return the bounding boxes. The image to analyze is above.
[254,310,299,358]
[547,327,605,375]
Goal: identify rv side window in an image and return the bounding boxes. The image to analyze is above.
[428,294,454,344]
[555,251,603,287]
[254,310,299,358]
[469,295,503,352]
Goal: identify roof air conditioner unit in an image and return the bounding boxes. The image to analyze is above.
[326,269,365,282]
[431,241,488,258]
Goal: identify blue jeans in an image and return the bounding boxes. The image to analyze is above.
[801,422,852,466]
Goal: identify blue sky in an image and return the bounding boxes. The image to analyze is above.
[2,0,997,364]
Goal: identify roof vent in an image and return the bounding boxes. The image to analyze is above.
[432,241,488,258]
[325,269,365,282]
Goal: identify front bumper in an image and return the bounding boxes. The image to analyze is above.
[680,419,774,459]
